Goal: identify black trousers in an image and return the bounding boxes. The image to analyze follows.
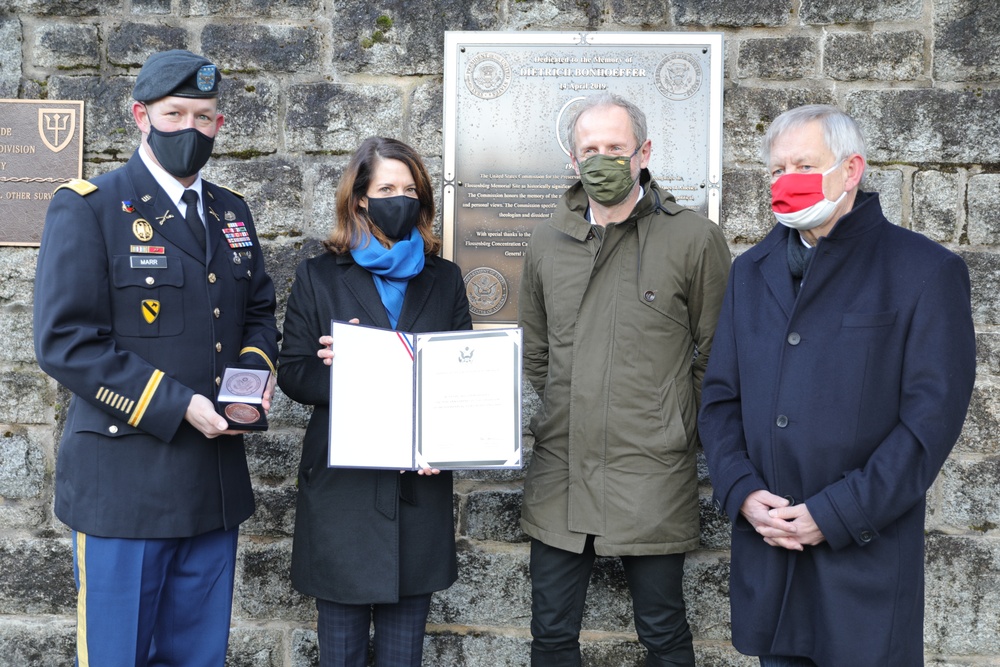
[529,537,694,667]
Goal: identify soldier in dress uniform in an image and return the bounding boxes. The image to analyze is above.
[33,49,280,667]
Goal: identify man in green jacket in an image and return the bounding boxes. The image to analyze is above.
[518,92,731,666]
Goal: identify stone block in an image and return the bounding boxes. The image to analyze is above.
[130,0,170,14]
[464,488,527,543]
[860,168,903,227]
[48,75,135,157]
[933,0,1000,82]
[234,538,313,622]
[608,0,670,27]
[201,23,322,74]
[824,31,924,81]
[800,0,921,24]
[0,503,48,531]
[263,386,312,431]
[213,76,281,157]
[290,627,319,667]
[0,0,108,16]
[299,157,349,243]
[0,617,75,667]
[32,23,100,70]
[0,309,36,365]
[202,157,300,239]
[245,428,302,482]
[422,631,530,667]
[0,18,20,98]
[429,541,533,627]
[975,332,1000,377]
[286,83,405,155]
[507,0,600,30]
[684,551,733,641]
[226,624,286,666]
[0,429,46,499]
[107,22,190,68]
[924,533,1000,655]
[241,483,296,537]
[0,537,74,614]
[958,251,1000,327]
[263,239,328,331]
[672,0,792,27]
[847,90,1000,165]
[719,168,771,245]
[954,382,1000,456]
[699,494,731,551]
[189,0,321,18]
[911,170,962,243]
[0,247,39,307]
[967,174,1000,246]
[0,371,51,425]
[331,0,502,76]
[935,456,1000,533]
[723,86,835,165]
[409,79,443,156]
[737,37,817,80]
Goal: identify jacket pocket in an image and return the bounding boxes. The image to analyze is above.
[111,255,185,337]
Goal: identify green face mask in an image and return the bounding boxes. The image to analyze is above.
[577,148,639,206]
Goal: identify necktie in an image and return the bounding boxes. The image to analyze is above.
[181,189,205,249]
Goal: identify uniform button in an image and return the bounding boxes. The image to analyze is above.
[246,270,252,278]
[585,230,595,241]
[787,332,801,345]
[860,530,873,543]
[233,255,241,264]
[643,290,656,302]
[216,376,221,386]
[213,308,221,318]
[776,415,788,428]
[108,425,119,434]
[215,342,222,352]
[145,276,154,285]
[208,273,217,283]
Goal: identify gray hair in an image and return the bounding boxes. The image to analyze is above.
[761,104,867,171]
[566,92,648,156]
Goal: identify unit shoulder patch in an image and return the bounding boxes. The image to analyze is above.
[55,179,98,197]
[217,185,245,199]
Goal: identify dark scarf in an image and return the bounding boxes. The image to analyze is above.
[787,231,815,294]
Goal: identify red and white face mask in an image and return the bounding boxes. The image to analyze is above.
[771,161,845,230]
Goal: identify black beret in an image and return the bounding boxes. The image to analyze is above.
[133,50,221,103]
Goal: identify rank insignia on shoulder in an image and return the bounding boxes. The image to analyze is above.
[122,200,135,213]
[133,219,154,242]
[218,185,245,199]
[142,299,160,324]
[55,179,97,197]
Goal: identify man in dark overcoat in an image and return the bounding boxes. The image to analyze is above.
[33,50,279,666]
[698,104,976,667]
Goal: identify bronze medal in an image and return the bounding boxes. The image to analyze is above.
[225,403,260,425]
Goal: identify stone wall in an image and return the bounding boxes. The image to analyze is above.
[1,0,998,665]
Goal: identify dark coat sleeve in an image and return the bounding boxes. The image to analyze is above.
[276,258,332,407]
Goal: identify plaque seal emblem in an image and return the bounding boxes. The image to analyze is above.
[226,372,263,396]
[465,52,513,100]
[654,53,703,101]
[464,267,508,317]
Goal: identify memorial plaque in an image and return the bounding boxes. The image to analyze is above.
[0,99,84,246]
[442,32,723,325]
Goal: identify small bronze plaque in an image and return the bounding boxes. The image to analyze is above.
[0,99,84,246]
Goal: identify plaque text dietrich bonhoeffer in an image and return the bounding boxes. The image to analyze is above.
[0,99,84,246]
[443,32,723,325]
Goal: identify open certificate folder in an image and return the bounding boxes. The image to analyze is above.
[327,321,523,470]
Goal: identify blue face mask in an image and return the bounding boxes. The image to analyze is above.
[366,195,421,240]
[147,123,215,178]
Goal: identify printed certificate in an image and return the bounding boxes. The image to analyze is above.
[328,321,522,470]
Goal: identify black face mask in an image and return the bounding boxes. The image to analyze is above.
[147,123,215,178]
[365,195,421,240]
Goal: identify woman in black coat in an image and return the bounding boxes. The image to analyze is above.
[277,137,472,667]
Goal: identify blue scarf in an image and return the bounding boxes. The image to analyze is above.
[350,228,426,329]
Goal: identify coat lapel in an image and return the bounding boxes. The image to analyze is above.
[756,235,797,319]
[340,259,393,328]
[124,154,206,263]
[396,263,436,333]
